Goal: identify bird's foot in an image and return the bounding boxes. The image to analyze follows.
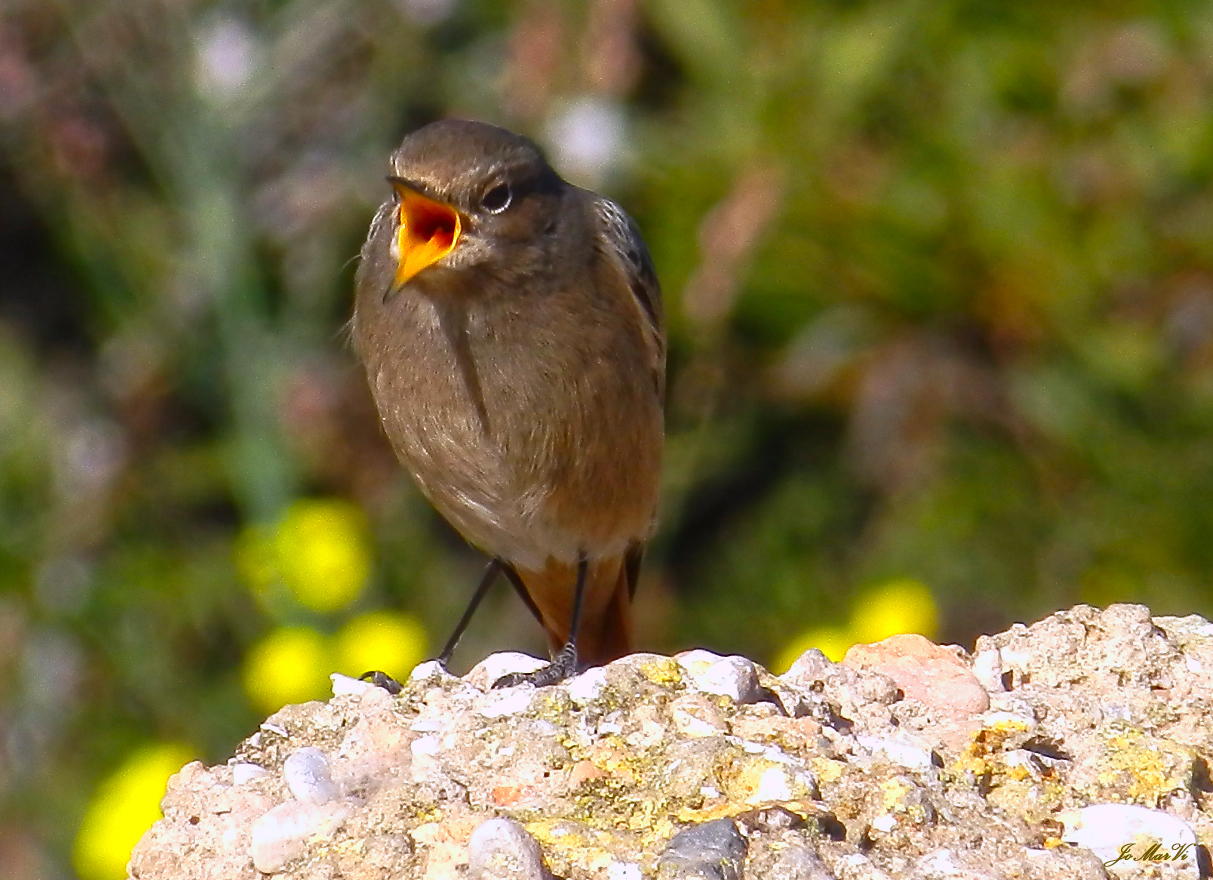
[492,642,579,688]
[358,669,404,695]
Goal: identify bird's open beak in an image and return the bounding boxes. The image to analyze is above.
[388,177,462,287]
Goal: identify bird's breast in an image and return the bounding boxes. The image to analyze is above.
[361,288,661,567]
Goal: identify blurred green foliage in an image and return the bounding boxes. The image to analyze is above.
[3,0,1213,875]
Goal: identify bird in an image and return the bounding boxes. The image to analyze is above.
[351,119,665,687]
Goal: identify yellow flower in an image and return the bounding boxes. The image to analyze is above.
[334,611,428,680]
[276,499,372,612]
[235,498,373,614]
[851,577,938,643]
[74,742,194,880]
[243,625,333,713]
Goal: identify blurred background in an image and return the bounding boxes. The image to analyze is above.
[4,0,1213,876]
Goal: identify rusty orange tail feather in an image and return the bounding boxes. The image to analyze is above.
[515,551,637,667]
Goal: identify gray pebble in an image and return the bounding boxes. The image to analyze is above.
[467,816,547,880]
[283,747,339,805]
[657,818,747,880]
[698,656,763,704]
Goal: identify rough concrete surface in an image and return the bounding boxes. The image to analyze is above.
[128,604,1213,879]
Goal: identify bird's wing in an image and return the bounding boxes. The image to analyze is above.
[592,196,666,398]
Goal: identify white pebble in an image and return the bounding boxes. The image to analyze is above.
[283,747,339,805]
[231,762,268,785]
[691,656,763,704]
[467,816,546,880]
[471,652,548,683]
[250,800,351,873]
[410,735,442,757]
[409,659,449,682]
[566,666,607,704]
[1062,804,1198,877]
[330,672,374,696]
[871,814,897,834]
[675,649,727,677]
[754,766,792,802]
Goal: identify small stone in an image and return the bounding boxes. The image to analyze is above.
[675,649,727,675]
[969,644,1005,693]
[230,762,268,785]
[694,656,764,704]
[753,766,792,802]
[410,735,442,757]
[330,672,374,696]
[855,733,936,771]
[669,694,729,738]
[250,800,351,873]
[468,652,548,688]
[282,747,339,805]
[566,665,607,704]
[1062,803,1198,878]
[467,817,547,880]
[658,818,747,880]
[843,634,990,717]
[914,848,1000,879]
[408,659,451,682]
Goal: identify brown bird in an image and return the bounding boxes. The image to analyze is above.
[351,119,664,687]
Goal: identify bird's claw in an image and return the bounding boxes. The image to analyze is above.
[492,643,580,689]
[359,669,404,695]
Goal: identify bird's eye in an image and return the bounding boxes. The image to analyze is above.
[481,183,512,214]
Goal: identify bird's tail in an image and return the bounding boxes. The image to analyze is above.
[515,552,637,667]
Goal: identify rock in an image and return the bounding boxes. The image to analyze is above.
[128,604,1213,880]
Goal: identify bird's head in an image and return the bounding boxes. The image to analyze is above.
[383,119,566,291]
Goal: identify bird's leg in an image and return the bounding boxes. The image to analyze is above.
[436,558,504,666]
[493,554,588,688]
[361,558,504,693]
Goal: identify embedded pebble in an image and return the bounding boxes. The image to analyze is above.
[969,643,1005,692]
[330,672,374,696]
[753,766,792,802]
[566,666,607,704]
[479,688,535,718]
[607,862,644,880]
[408,659,450,681]
[1062,803,1198,877]
[249,800,352,873]
[470,652,548,686]
[856,733,936,771]
[675,649,726,677]
[658,818,747,880]
[696,656,763,704]
[844,634,990,717]
[230,762,268,785]
[283,747,339,805]
[410,735,441,757]
[467,816,546,880]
